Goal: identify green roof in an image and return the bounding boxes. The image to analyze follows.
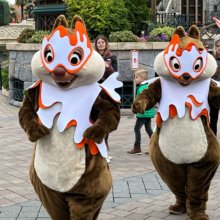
[33,4,66,14]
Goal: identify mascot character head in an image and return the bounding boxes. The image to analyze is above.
[31,15,105,89]
[154,25,217,85]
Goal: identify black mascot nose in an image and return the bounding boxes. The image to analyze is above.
[182,74,191,80]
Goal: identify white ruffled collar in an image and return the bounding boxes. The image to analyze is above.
[158,77,210,121]
[30,72,122,158]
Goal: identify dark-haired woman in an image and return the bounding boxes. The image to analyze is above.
[94,34,118,163]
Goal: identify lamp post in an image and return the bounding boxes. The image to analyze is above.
[151,0,156,15]
[151,0,156,21]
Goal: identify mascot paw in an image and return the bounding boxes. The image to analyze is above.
[83,124,106,144]
[132,100,147,114]
[28,123,50,142]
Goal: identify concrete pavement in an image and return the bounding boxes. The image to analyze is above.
[0,92,220,219]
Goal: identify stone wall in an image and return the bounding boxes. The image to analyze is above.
[6,42,168,106]
[0,23,35,46]
[206,0,220,11]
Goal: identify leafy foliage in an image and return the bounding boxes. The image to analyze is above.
[65,0,130,39]
[125,0,151,36]
[2,68,9,90]
[0,0,10,25]
[16,1,173,43]
[17,29,50,43]
[145,20,162,34]
[150,26,175,39]
[15,0,28,4]
[17,29,35,43]
[104,0,130,34]
[109,31,140,42]
[25,30,51,43]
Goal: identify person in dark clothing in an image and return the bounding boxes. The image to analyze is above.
[94,34,118,162]
[94,34,118,83]
[210,34,220,135]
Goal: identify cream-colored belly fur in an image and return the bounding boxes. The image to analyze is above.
[159,111,208,164]
[34,118,85,192]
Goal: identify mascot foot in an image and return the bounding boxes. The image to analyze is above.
[169,202,186,215]
[190,213,209,220]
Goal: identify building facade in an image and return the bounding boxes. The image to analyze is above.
[33,0,66,30]
[156,0,220,26]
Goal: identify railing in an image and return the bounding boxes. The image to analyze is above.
[35,14,58,30]
[116,82,133,109]
[33,1,66,30]
[155,13,196,28]
[155,11,220,27]
[13,78,24,102]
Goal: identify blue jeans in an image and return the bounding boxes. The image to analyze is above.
[134,117,153,146]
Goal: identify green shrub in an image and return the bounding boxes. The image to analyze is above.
[109,31,140,42]
[66,0,130,39]
[17,29,50,43]
[125,0,151,36]
[26,30,50,43]
[146,21,161,34]
[150,26,175,39]
[17,29,35,43]
[2,68,9,90]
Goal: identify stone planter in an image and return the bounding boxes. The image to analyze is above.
[6,42,169,108]
[6,42,169,85]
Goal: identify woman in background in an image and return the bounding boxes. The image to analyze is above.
[94,34,118,82]
[94,34,118,162]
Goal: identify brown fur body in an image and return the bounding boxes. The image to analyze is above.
[18,15,121,220]
[19,85,120,220]
[132,26,220,220]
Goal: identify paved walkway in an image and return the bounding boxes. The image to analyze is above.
[0,93,220,219]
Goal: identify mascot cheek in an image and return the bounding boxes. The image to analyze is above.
[31,51,48,78]
[31,51,57,86]
[154,52,170,78]
[202,54,218,78]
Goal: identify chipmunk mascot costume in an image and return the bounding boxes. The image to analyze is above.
[132,25,220,220]
[18,15,122,220]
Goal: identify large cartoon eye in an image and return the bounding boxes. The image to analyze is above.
[169,56,181,72]
[193,58,203,72]
[69,48,83,65]
[44,45,54,63]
